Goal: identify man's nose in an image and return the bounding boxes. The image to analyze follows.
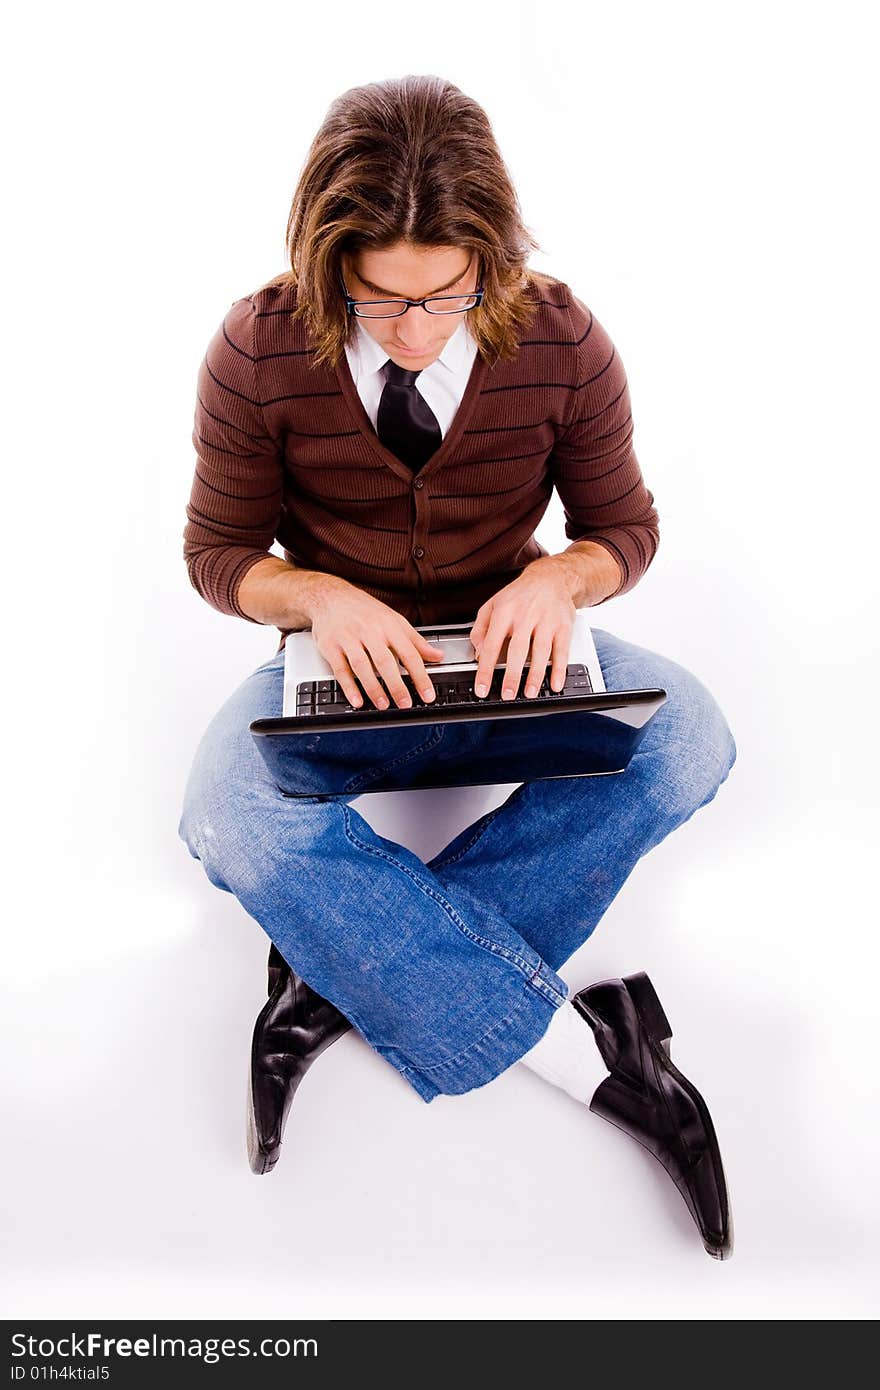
[395,305,435,346]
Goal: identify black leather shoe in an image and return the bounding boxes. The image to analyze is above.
[572,971,733,1259]
[246,943,352,1175]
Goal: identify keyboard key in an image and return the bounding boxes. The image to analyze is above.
[294,662,592,717]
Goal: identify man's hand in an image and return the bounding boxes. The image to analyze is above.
[469,545,622,700]
[468,557,582,700]
[308,579,446,710]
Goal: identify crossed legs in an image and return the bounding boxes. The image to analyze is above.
[178,626,736,1102]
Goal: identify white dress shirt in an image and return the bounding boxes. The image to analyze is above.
[343,315,479,437]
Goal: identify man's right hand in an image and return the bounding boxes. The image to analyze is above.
[306,578,445,710]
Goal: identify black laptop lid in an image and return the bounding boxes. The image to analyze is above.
[250,689,667,799]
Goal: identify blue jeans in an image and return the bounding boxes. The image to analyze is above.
[178,627,737,1103]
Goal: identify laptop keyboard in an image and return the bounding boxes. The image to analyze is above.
[295,663,593,717]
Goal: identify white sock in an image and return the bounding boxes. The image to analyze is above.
[518,998,609,1104]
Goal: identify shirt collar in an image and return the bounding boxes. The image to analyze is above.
[347,316,475,384]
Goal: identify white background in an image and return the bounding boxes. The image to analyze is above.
[3,0,878,1321]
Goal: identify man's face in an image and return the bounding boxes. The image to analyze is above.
[341,241,478,371]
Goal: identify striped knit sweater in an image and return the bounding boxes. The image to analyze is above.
[184,275,659,651]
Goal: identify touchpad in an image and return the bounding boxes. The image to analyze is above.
[433,635,479,665]
[398,632,512,671]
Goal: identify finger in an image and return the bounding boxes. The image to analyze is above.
[394,639,438,703]
[368,644,415,709]
[414,633,446,663]
[549,627,571,693]
[469,612,488,657]
[345,645,390,710]
[524,629,554,698]
[327,647,364,709]
[501,627,533,700]
[474,617,507,697]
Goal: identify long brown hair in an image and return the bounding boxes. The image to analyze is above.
[262,75,552,370]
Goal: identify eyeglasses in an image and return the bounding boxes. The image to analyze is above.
[340,271,485,319]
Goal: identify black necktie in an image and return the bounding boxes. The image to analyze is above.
[376,360,442,473]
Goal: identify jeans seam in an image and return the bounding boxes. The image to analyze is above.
[429,783,528,872]
[341,803,553,985]
[342,723,445,794]
[403,975,560,1078]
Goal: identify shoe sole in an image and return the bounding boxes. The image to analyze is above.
[245,960,292,1175]
[593,972,734,1260]
[246,1057,279,1176]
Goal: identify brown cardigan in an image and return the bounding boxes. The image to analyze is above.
[184,274,659,649]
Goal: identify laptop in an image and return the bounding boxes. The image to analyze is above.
[250,607,666,798]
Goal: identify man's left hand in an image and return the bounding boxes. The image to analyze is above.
[469,556,583,701]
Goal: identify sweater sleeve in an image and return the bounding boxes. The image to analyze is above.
[549,293,659,599]
[183,296,284,621]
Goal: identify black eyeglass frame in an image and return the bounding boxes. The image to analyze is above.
[339,271,485,318]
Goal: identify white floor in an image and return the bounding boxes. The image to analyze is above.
[4,0,879,1327]
[4,697,878,1319]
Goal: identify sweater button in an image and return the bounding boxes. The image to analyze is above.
[413,546,425,559]
[413,478,424,490]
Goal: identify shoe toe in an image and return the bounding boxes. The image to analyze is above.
[680,1147,733,1260]
[246,1065,286,1175]
[590,1062,734,1260]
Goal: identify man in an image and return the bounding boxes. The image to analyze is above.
[179,74,737,1257]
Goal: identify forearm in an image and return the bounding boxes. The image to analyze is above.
[236,556,350,630]
[541,540,624,607]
